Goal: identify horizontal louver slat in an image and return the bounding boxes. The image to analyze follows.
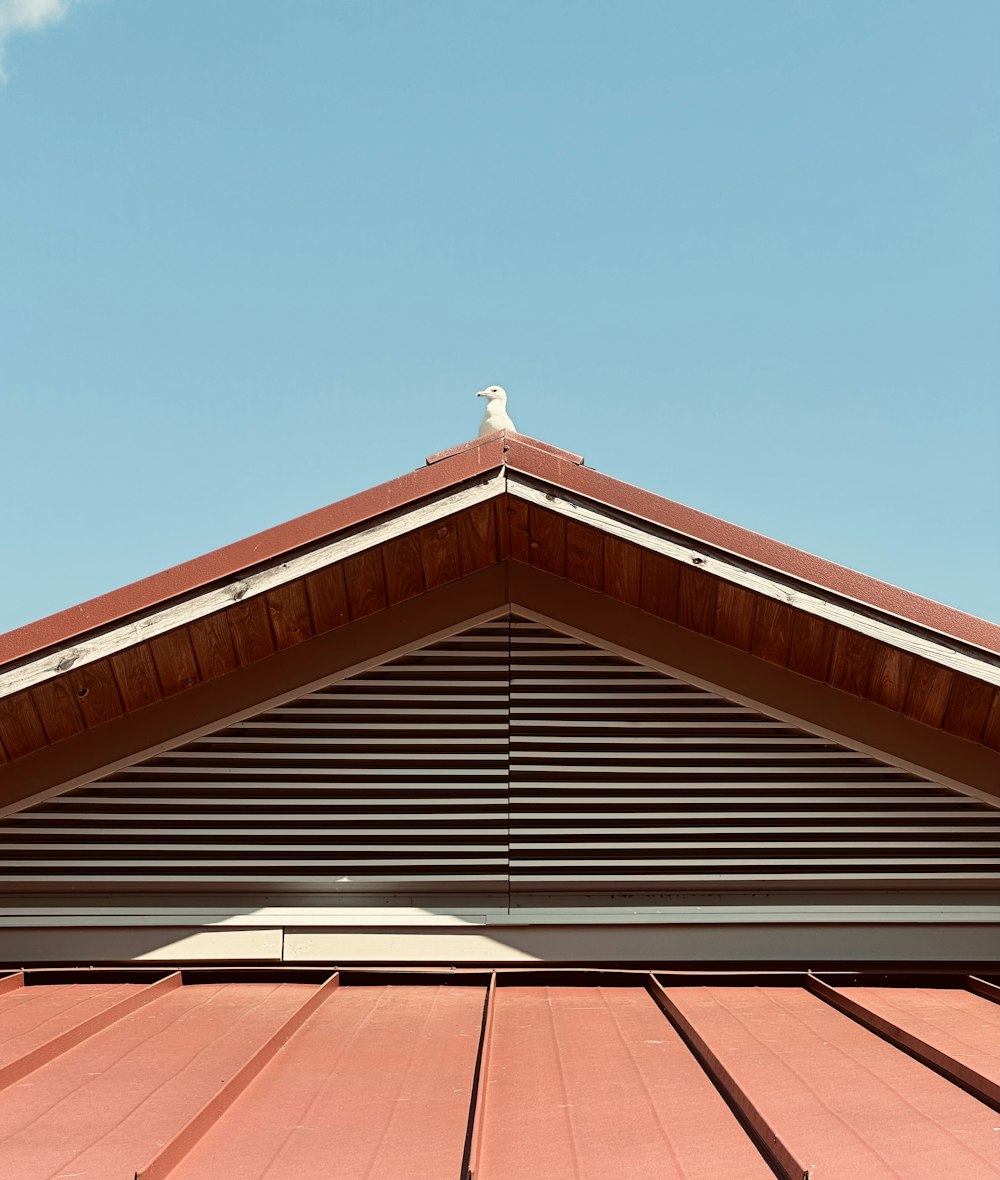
[0,614,995,896]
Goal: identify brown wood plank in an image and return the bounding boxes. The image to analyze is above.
[982,691,1000,752]
[903,657,955,727]
[676,565,718,636]
[227,597,277,666]
[457,501,499,575]
[110,644,163,711]
[713,582,757,651]
[750,598,793,666]
[305,564,350,634]
[508,497,530,563]
[265,581,314,651]
[787,612,836,680]
[29,678,86,743]
[494,497,511,561]
[0,736,7,765]
[827,628,877,697]
[866,645,915,711]
[66,660,124,727]
[639,550,680,621]
[148,628,203,697]
[188,612,239,681]
[603,536,642,607]
[343,549,388,619]
[942,674,995,742]
[420,517,462,589]
[0,692,49,760]
[566,519,604,593]
[528,505,567,577]
[381,533,426,606]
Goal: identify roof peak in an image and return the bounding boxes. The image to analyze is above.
[426,431,585,469]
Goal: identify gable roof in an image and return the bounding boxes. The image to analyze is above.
[1,431,998,793]
[4,431,1000,671]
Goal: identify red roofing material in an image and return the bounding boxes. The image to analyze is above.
[0,436,510,668]
[662,983,1000,1179]
[0,980,316,1180]
[502,434,1000,656]
[476,984,774,1180]
[2,968,1000,1178]
[0,980,148,1076]
[170,984,484,1180]
[2,430,998,674]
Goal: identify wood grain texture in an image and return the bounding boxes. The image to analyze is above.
[787,613,837,680]
[494,497,511,561]
[941,674,995,742]
[30,678,86,743]
[66,660,124,727]
[110,645,163,711]
[827,629,877,697]
[603,536,642,607]
[457,501,498,574]
[508,497,531,563]
[750,598,794,666]
[188,611,239,681]
[148,628,202,697]
[676,565,718,636]
[265,581,314,650]
[713,582,757,651]
[227,597,277,666]
[639,551,680,622]
[528,505,567,577]
[420,517,462,589]
[0,691,50,759]
[304,564,350,634]
[566,519,604,593]
[343,549,388,619]
[866,645,915,712]
[381,533,426,606]
[982,691,1000,752]
[903,658,955,727]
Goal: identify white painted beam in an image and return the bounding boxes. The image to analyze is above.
[507,475,1000,689]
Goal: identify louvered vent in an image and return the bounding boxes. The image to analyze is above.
[507,619,1000,891]
[0,620,511,893]
[1,615,997,895]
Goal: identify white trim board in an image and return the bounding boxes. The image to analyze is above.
[507,475,1000,690]
[0,907,998,928]
[0,473,507,701]
[0,605,511,820]
[5,466,999,705]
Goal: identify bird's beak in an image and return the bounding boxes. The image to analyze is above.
[476,390,485,398]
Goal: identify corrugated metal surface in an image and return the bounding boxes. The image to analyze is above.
[1,967,1000,1179]
[1,616,997,895]
[507,619,1000,891]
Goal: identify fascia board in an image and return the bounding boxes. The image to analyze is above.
[507,473,1000,691]
[0,472,506,702]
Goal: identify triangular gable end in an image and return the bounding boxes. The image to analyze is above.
[1,434,998,963]
[4,614,996,907]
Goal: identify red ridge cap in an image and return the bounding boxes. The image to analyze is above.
[426,431,584,467]
[0,436,507,669]
[503,437,1000,658]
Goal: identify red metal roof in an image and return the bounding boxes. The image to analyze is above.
[2,430,998,672]
[1,966,1000,1179]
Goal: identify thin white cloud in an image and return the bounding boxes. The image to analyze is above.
[0,0,77,81]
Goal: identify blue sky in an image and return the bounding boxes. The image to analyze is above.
[1,1,998,632]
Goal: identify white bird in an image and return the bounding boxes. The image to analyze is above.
[476,386,517,437]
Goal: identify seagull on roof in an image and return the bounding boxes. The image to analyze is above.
[476,386,517,437]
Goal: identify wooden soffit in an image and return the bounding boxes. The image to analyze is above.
[1,443,999,794]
